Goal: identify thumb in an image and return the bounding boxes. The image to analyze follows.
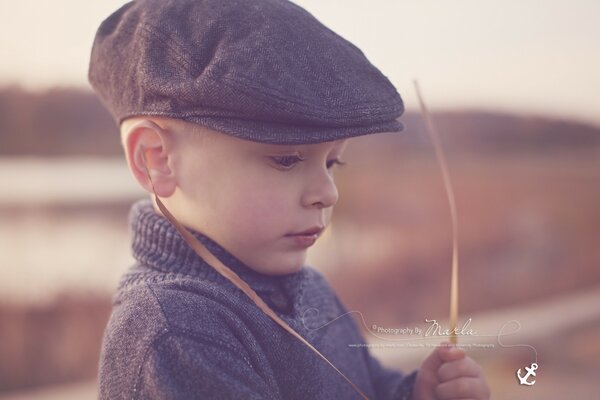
[421,342,465,373]
[437,341,466,363]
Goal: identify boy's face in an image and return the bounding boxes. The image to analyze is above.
[166,128,349,276]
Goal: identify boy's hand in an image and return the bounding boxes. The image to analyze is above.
[412,342,490,400]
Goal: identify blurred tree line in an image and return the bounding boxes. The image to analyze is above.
[0,85,598,157]
[0,85,119,157]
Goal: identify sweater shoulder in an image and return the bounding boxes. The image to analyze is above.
[98,275,269,399]
[110,272,252,337]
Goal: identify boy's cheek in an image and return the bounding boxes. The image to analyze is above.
[224,197,288,234]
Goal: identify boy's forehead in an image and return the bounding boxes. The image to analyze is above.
[257,139,348,152]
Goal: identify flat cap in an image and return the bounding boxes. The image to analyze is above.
[89,0,404,144]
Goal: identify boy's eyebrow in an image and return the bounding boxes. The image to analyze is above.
[262,140,347,153]
[262,144,304,150]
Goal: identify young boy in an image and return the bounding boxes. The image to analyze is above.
[89,0,490,399]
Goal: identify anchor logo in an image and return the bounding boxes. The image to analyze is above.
[516,362,538,386]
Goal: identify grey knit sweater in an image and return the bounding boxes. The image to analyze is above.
[97,198,417,399]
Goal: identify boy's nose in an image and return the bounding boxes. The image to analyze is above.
[301,174,339,209]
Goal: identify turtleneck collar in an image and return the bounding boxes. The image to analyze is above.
[125,198,306,295]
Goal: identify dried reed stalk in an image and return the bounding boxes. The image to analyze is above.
[413,80,460,345]
[141,148,370,399]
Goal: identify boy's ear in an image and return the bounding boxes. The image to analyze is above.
[124,119,177,198]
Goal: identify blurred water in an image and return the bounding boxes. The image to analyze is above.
[0,157,144,205]
[0,157,146,304]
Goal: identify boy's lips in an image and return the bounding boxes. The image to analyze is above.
[285,227,323,248]
[285,226,324,237]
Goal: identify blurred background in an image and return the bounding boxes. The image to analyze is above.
[0,1,598,398]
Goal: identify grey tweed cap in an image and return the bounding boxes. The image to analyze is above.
[88,0,404,144]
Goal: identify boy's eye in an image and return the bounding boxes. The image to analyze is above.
[270,155,304,169]
[269,155,347,170]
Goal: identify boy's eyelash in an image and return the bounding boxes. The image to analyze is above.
[327,158,347,168]
[269,155,304,169]
[269,155,347,170]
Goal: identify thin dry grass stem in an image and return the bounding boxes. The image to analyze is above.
[140,149,370,400]
[413,80,460,345]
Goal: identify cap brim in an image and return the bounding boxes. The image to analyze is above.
[181,116,405,144]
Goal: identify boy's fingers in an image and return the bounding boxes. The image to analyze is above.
[437,357,482,382]
[420,342,465,373]
[437,342,466,362]
[419,346,444,374]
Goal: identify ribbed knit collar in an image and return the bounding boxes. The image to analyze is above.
[126,198,306,295]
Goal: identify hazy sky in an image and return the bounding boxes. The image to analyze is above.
[1,1,599,126]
